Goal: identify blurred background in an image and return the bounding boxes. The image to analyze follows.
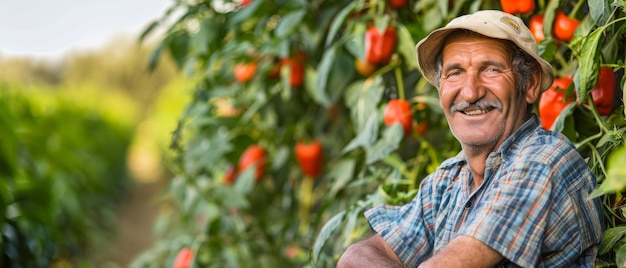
[1,0,187,266]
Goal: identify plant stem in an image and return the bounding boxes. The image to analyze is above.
[395,66,405,100]
[587,95,612,134]
[554,50,569,72]
[575,131,603,150]
[570,0,585,18]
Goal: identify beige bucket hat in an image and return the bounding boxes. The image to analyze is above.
[416,10,554,91]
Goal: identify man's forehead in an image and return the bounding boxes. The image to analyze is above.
[443,30,509,46]
[441,32,514,60]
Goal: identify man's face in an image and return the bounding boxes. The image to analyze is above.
[438,33,537,151]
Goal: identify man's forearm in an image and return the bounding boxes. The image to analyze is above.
[337,234,406,268]
[418,235,503,268]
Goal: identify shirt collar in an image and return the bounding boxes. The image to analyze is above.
[439,114,541,168]
[497,114,541,163]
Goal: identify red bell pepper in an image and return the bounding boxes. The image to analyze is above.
[383,99,413,135]
[500,0,534,14]
[238,145,267,182]
[591,67,616,115]
[280,53,306,88]
[388,0,406,8]
[539,77,574,129]
[234,61,257,83]
[295,140,324,178]
[553,11,580,42]
[529,14,546,43]
[365,26,397,65]
[173,248,194,268]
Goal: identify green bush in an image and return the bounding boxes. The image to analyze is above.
[0,84,137,266]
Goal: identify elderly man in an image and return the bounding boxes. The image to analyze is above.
[337,10,604,267]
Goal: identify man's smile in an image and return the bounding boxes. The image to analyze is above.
[460,107,495,116]
[450,100,502,117]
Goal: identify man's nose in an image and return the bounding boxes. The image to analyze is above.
[459,72,484,102]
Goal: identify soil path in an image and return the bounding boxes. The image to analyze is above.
[94,179,166,267]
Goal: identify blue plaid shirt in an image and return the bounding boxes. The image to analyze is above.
[366,115,604,267]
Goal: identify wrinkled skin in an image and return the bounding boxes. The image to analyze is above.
[438,32,540,182]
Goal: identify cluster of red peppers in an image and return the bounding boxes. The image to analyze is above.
[501,0,580,43]
[499,0,617,127]
[234,53,306,88]
[539,69,617,130]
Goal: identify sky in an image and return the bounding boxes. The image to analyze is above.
[0,0,172,59]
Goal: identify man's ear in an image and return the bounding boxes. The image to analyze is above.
[525,69,542,104]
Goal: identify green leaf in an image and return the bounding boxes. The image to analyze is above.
[147,42,165,72]
[342,111,379,154]
[311,211,346,263]
[329,159,357,198]
[228,0,262,26]
[167,30,190,69]
[422,5,444,32]
[616,242,626,268]
[436,0,449,18]
[139,20,160,42]
[575,16,626,104]
[590,145,626,198]
[322,50,357,106]
[345,77,384,132]
[276,10,307,37]
[315,45,338,107]
[600,226,626,255]
[602,31,619,63]
[550,102,576,133]
[366,124,403,164]
[189,19,221,56]
[396,24,418,70]
[271,145,290,171]
[234,167,256,194]
[574,33,602,105]
[215,185,249,209]
[542,0,559,38]
[536,39,557,62]
[183,183,200,213]
[342,205,367,246]
[588,0,610,26]
[325,1,356,47]
[183,130,232,175]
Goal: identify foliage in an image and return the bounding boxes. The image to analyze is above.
[136,0,626,267]
[0,84,137,266]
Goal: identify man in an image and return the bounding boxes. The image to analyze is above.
[337,10,604,267]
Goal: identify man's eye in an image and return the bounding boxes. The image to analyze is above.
[486,67,499,72]
[447,70,461,77]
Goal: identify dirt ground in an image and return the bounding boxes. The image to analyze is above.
[94,179,166,267]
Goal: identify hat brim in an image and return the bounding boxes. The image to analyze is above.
[416,11,554,92]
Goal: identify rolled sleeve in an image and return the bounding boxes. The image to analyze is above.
[365,178,436,267]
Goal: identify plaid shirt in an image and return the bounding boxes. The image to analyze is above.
[365,115,604,267]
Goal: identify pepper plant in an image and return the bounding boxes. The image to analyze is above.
[134,0,626,267]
